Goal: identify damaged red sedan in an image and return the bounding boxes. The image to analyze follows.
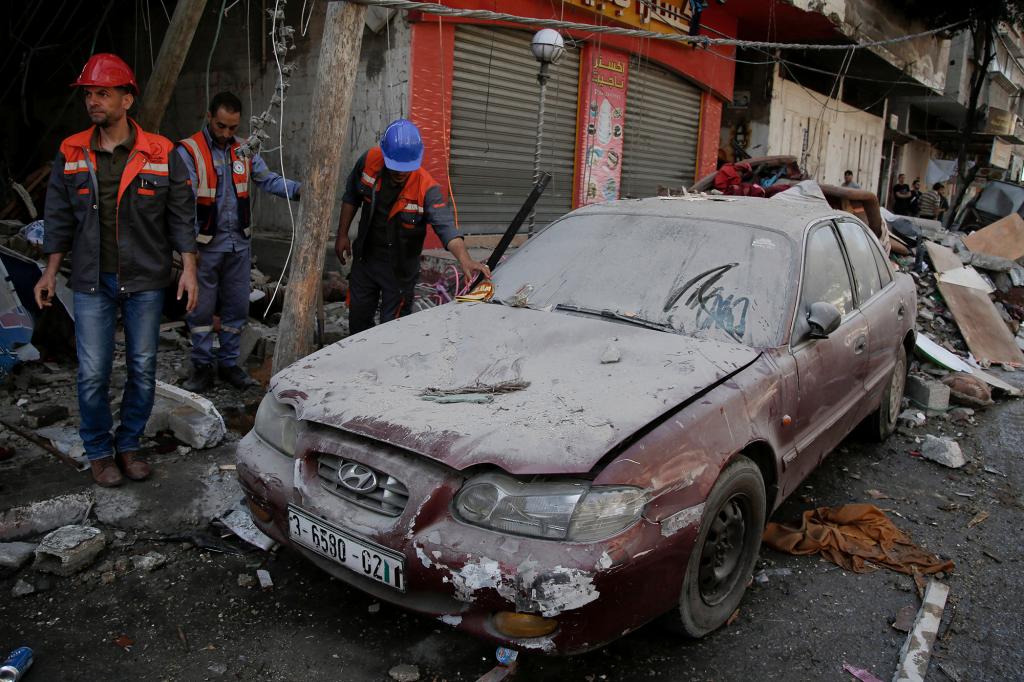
[237,187,915,654]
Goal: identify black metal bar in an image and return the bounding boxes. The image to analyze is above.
[468,171,551,291]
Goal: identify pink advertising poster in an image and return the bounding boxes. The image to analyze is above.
[575,45,629,207]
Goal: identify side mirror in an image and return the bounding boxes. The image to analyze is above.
[806,301,842,339]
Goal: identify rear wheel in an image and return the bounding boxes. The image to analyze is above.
[675,458,765,638]
[869,344,907,441]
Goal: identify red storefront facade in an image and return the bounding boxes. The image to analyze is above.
[403,0,738,244]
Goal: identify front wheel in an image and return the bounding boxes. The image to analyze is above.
[674,458,766,638]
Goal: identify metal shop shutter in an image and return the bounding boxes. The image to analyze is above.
[449,25,580,233]
[620,58,702,198]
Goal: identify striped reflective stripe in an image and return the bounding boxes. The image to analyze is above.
[141,162,168,174]
[220,326,242,334]
[196,233,213,244]
[403,203,424,213]
[63,160,89,173]
[181,138,212,197]
[235,182,249,194]
[361,172,376,185]
[191,325,214,333]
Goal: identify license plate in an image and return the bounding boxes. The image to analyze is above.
[287,505,405,592]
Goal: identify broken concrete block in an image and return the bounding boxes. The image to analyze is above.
[130,551,166,572]
[34,525,106,576]
[941,372,993,407]
[11,578,35,598]
[920,435,966,468]
[167,405,224,449]
[0,541,37,572]
[904,375,950,412]
[0,492,92,541]
[237,573,257,588]
[155,380,225,449]
[257,568,273,590]
[238,321,272,366]
[23,404,68,429]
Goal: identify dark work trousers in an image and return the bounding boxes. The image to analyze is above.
[348,256,417,335]
[187,248,251,367]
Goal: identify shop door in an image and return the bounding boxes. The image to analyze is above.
[619,58,702,197]
[449,25,580,233]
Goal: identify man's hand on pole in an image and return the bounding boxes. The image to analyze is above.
[178,252,200,313]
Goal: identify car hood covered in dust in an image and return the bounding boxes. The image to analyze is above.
[271,302,760,474]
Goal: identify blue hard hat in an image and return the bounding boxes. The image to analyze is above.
[380,119,424,171]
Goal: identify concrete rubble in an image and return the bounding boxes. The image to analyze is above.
[33,525,106,576]
[920,434,967,469]
[148,380,226,449]
[0,541,37,572]
[0,492,92,541]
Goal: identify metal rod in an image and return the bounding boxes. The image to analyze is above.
[529,63,550,235]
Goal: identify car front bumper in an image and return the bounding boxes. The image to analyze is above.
[235,427,702,655]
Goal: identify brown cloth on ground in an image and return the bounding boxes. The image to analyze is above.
[762,503,954,575]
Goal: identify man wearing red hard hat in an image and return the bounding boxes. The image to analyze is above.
[35,53,199,488]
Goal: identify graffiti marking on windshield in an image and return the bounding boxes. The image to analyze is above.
[663,263,749,342]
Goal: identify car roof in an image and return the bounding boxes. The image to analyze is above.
[565,193,852,241]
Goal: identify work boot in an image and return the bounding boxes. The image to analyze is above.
[115,451,151,481]
[183,363,215,393]
[90,457,123,488]
[218,364,259,390]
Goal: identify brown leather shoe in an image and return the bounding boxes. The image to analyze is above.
[91,457,124,487]
[115,451,151,481]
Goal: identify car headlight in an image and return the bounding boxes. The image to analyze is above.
[254,394,298,456]
[454,473,647,542]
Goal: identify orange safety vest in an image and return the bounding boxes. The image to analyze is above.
[61,121,171,202]
[179,131,251,244]
[358,146,437,228]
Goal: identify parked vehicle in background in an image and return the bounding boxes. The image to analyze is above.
[236,188,915,655]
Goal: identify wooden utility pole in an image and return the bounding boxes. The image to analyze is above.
[273,1,367,372]
[138,0,208,132]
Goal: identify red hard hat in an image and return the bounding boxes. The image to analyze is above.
[71,53,139,95]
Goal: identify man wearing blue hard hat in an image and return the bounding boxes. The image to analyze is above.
[336,119,490,335]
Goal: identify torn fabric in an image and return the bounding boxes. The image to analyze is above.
[762,504,954,575]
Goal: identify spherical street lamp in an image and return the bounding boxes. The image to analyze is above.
[529,29,565,233]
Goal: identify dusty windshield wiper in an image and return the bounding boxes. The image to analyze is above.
[553,304,674,333]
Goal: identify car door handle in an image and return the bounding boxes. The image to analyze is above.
[854,335,867,355]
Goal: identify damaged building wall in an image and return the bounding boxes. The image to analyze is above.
[719,58,776,162]
[767,73,884,189]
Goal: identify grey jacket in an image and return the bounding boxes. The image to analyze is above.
[43,121,196,294]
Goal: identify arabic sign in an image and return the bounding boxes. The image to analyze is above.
[576,46,629,206]
[564,0,692,35]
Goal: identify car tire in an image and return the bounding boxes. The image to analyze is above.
[869,344,907,442]
[674,457,765,638]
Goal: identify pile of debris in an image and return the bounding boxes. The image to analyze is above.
[888,211,1024,436]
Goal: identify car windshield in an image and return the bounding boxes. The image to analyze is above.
[490,211,795,347]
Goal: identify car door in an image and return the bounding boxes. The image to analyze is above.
[785,221,869,494]
[836,219,906,418]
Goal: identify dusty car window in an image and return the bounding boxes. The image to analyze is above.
[801,225,853,316]
[490,212,794,347]
[837,220,882,303]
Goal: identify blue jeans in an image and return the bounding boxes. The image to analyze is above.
[74,273,164,461]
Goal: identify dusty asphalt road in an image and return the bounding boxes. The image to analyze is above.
[1,377,1022,681]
